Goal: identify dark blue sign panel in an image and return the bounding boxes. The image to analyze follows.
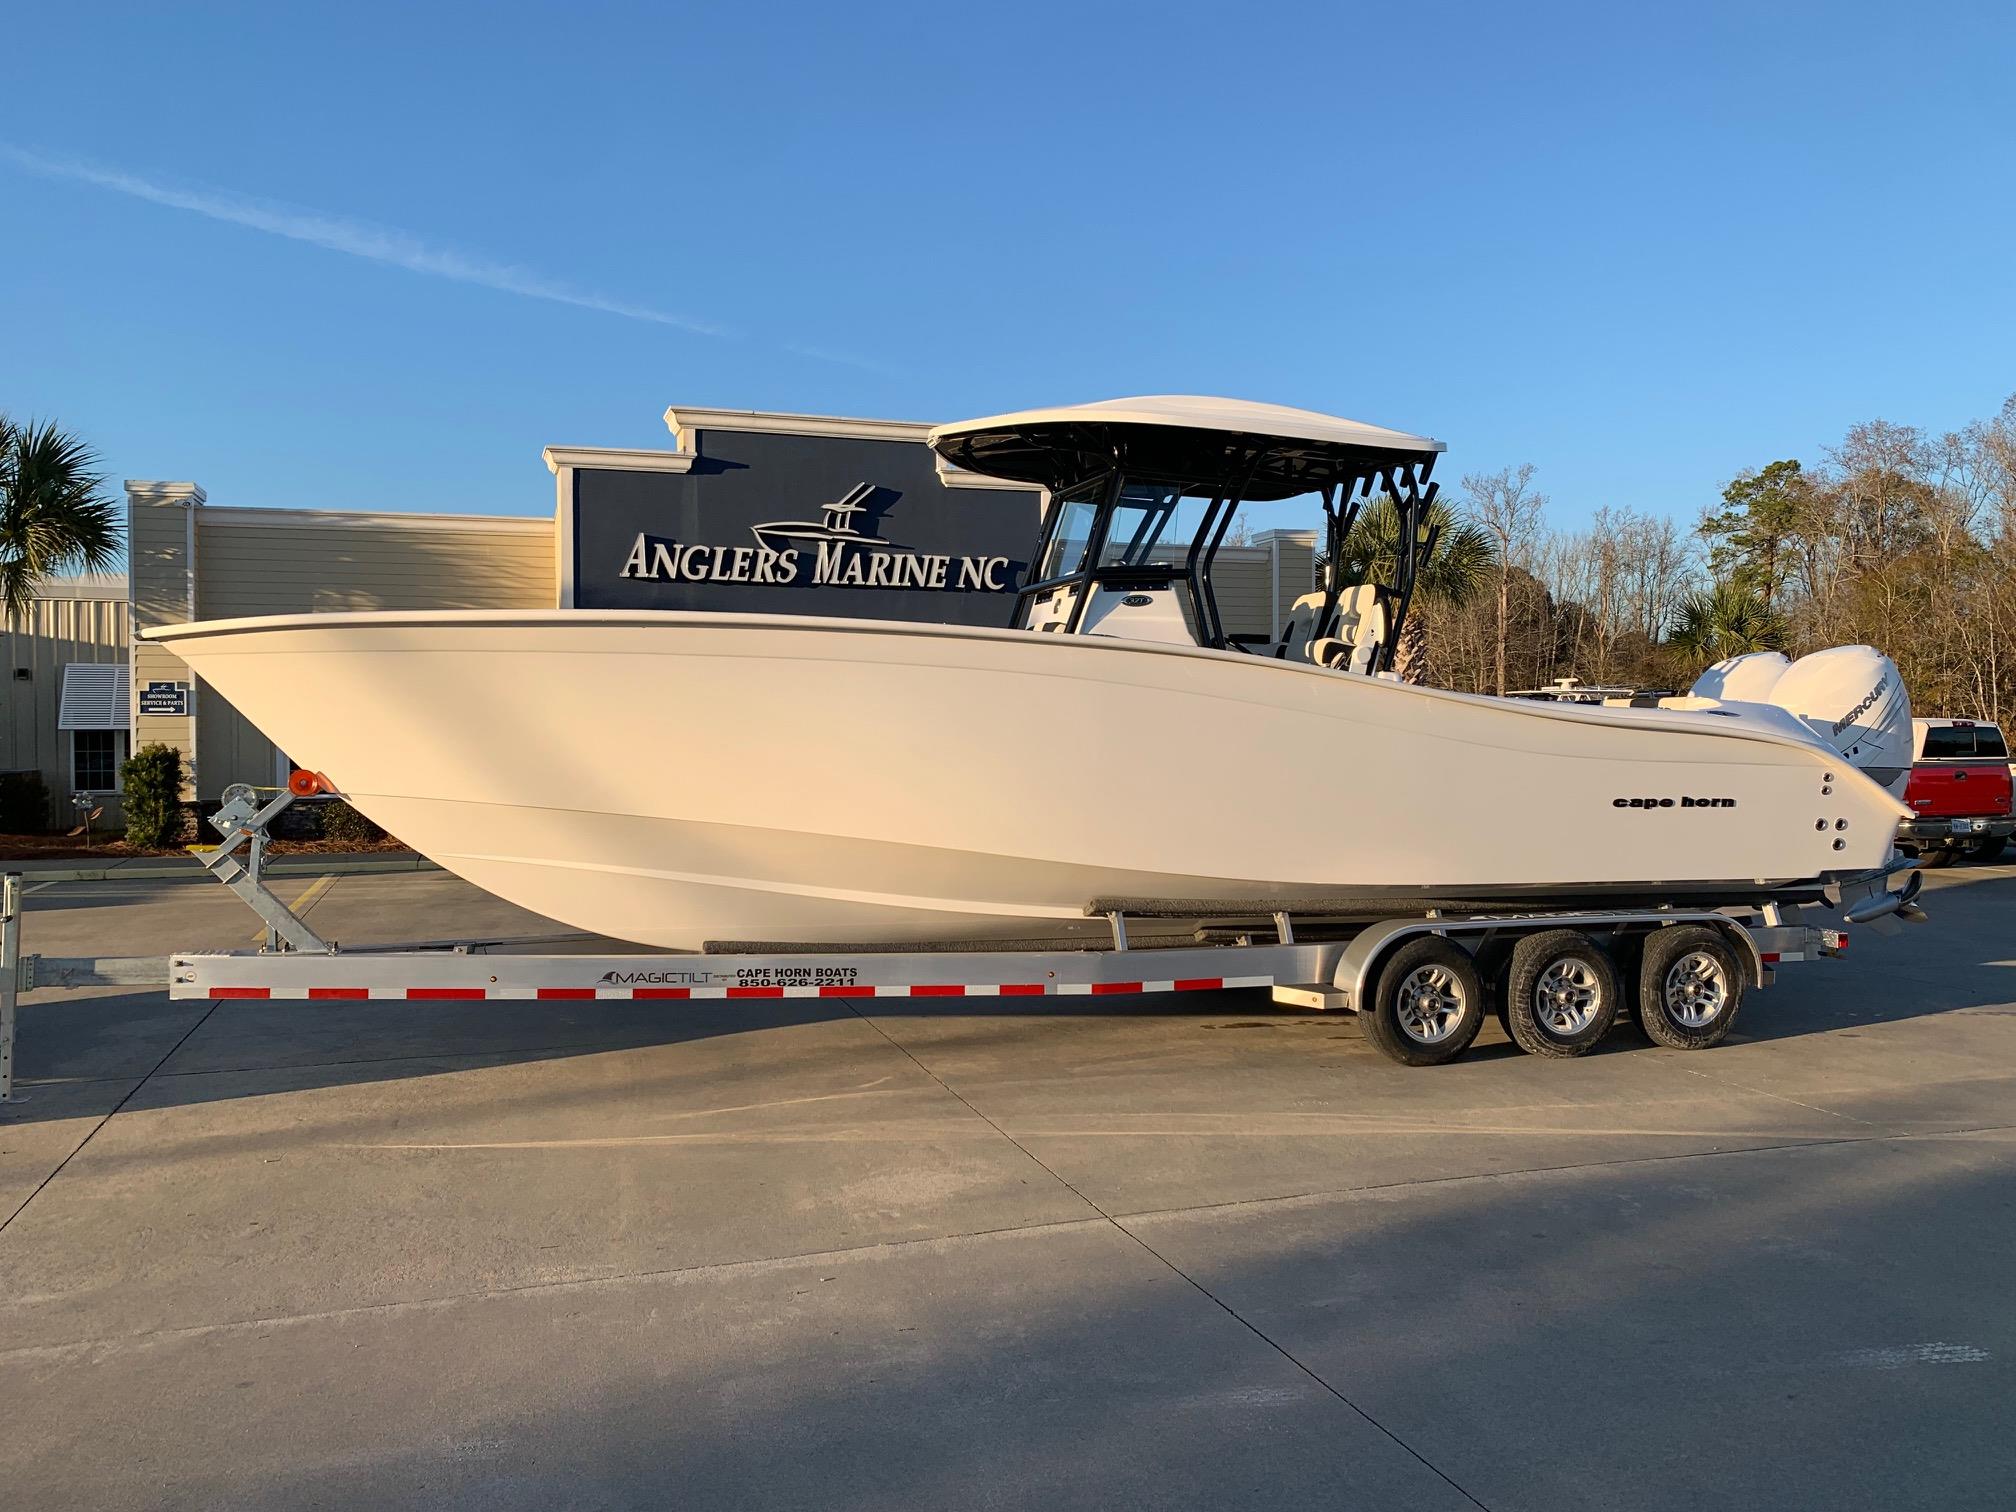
[138,680,188,716]
[569,429,1039,627]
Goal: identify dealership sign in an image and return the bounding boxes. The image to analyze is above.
[138,680,189,716]
[617,483,1012,594]
[568,427,1037,627]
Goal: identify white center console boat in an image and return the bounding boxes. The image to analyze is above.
[145,396,1916,954]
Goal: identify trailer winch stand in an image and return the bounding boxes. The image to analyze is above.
[200,784,333,954]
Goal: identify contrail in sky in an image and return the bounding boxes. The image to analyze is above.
[1,143,728,337]
[785,342,905,378]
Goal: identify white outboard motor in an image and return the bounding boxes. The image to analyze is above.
[1690,650,1792,704]
[1691,646,1913,797]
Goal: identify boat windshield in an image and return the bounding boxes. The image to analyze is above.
[1038,489,1099,580]
[1038,481,1189,581]
[1097,484,1187,566]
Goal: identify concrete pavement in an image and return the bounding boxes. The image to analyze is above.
[2,863,2012,1509]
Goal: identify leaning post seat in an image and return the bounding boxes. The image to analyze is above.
[1275,591,1334,662]
[1275,585,1388,672]
[1336,585,1388,674]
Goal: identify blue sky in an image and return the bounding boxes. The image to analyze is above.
[2,0,2011,537]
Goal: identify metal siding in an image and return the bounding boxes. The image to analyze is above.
[1211,550,1273,639]
[130,503,192,626]
[0,595,131,825]
[195,519,554,618]
[1273,541,1317,620]
[198,690,279,793]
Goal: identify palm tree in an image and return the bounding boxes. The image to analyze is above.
[1321,495,1498,683]
[1667,579,1787,669]
[0,417,122,624]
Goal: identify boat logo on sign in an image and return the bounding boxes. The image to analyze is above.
[617,482,1013,593]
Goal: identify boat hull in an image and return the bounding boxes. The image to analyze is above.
[146,611,1911,949]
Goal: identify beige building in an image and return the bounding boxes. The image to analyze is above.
[10,408,1318,826]
[1,574,132,826]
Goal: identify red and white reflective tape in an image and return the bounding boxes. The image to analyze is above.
[203,974,1278,1003]
[1757,936,1848,967]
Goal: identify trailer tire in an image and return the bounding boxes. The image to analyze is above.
[1637,926,1745,1050]
[1503,930,1620,1058]
[1363,937,1485,1067]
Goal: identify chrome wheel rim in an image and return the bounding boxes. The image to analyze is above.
[1534,958,1601,1035]
[1395,964,1466,1044]
[1664,952,1729,1028]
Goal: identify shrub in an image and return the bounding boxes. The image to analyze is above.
[320,799,384,844]
[271,798,323,841]
[121,743,185,849]
[0,770,51,833]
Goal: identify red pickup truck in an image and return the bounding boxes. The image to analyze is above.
[1899,718,2014,866]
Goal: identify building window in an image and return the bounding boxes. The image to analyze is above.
[72,730,127,793]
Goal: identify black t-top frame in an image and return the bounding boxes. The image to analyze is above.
[1003,428,1440,669]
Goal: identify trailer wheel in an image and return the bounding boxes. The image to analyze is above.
[1363,937,1485,1067]
[1503,930,1620,1058]
[1637,926,1745,1050]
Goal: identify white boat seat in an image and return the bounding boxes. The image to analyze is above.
[1275,591,1333,662]
[1336,586,1388,676]
[1309,636,1351,669]
[1277,585,1387,674]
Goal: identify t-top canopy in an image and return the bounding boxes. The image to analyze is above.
[928,395,1445,500]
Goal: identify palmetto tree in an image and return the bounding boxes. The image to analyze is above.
[1667,578,1787,669]
[1322,494,1498,682]
[0,417,122,624]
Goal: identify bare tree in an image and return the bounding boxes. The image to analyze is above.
[1462,464,1547,694]
[1420,391,2016,715]
[1536,506,1695,685]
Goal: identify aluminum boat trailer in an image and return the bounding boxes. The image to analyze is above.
[1,785,1925,1098]
[161,898,1863,1065]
